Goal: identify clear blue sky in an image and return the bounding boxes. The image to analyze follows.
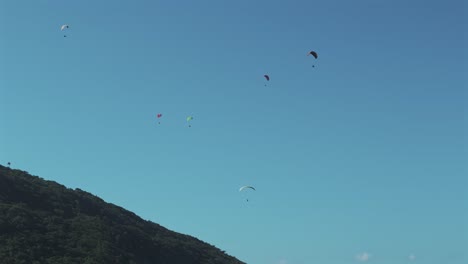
[1,0,467,263]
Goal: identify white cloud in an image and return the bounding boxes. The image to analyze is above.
[278,259,288,264]
[356,252,371,262]
[409,254,416,261]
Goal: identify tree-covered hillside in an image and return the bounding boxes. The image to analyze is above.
[0,165,245,264]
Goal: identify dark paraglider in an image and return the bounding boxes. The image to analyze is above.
[308,51,318,59]
[264,74,270,86]
[308,50,318,68]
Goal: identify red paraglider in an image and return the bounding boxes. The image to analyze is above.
[157,113,162,124]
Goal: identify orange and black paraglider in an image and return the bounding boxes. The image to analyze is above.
[308,51,318,67]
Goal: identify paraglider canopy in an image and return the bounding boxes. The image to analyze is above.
[308,51,318,59]
[187,116,194,127]
[156,113,162,124]
[264,75,270,81]
[61,24,69,37]
[240,185,255,202]
[239,186,256,192]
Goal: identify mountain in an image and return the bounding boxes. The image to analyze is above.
[0,165,245,264]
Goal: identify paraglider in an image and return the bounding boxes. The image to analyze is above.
[308,51,318,59]
[239,186,256,192]
[239,186,255,202]
[308,50,318,67]
[264,74,270,86]
[61,24,69,37]
[7,162,10,167]
[157,113,162,124]
[187,116,193,127]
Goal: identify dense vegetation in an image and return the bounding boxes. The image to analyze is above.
[0,165,245,264]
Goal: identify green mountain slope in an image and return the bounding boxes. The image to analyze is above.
[0,165,245,264]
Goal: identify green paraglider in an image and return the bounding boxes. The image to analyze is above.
[187,116,193,127]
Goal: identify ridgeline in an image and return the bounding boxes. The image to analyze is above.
[0,165,245,264]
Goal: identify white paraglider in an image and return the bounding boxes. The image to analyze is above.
[239,186,256,202]
[239,186,256,192]
[61,24,69,37]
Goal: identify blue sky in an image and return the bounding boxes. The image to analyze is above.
[1,0,467,263]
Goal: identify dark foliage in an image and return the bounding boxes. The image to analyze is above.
[0,165,245,264]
